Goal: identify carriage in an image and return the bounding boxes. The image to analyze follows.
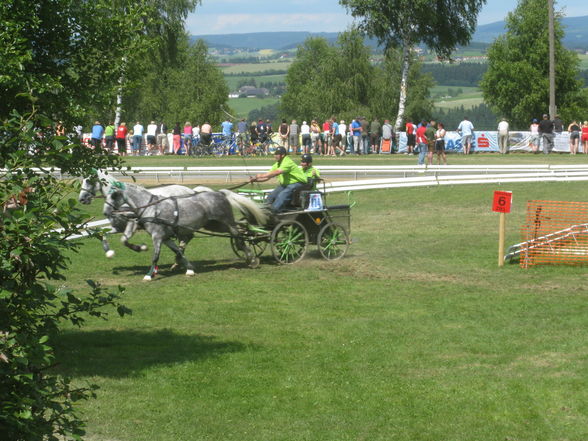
[87,170,352,280]
[230,184,352,264]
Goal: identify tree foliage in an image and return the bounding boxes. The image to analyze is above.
[339,0,486,128]
[122,38,229,125]
[0,0,203,438]
[422,62,488,87]
[480,0,588,128]
[339,0,486,55]
[281,30,433,122]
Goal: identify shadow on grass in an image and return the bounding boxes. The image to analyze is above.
[111,257,279,278]
[53,328,246,378]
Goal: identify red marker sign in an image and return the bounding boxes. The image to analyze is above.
[492,191,512,213]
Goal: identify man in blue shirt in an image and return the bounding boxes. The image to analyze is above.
[221,119,233,140]
[350,118,362,155]
[91,121,104,149]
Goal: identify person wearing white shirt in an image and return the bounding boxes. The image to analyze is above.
[457,117,474,155]
[497,118,509,154]
[338,120,347,155]
[146,121,157,155]
[300,121,311,154]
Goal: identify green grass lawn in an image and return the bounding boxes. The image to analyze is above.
[119,151,588,169]
[55,159,588,440]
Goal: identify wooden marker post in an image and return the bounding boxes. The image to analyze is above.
[492,191,513,267]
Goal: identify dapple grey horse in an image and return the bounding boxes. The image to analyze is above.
[105,182,268,280]
[79,169,197,257]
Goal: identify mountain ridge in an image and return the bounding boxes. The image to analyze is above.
[190,16,588,51]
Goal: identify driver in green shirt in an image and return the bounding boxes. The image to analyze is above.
[249,146,307,212]
[300,153,320,189]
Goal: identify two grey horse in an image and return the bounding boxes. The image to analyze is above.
[104,181,268,280]
[79,169,198,257]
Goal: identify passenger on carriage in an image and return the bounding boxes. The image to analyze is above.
[300,153,320,189]
[249,146,307,213]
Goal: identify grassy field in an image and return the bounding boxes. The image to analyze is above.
[120,151,588,168]
[579,53,588,70]
[53,155,588,441]
[225,74,286,90]
[228,97,280,118]
[220,61,292,75]
[434,88,484,110]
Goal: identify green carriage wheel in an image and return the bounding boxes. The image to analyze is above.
[230,236,267,259]
[317,223,350,260]
[270,220,308,264]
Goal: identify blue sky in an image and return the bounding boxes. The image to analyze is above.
[185,0,587,35]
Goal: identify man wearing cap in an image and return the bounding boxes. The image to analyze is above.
[300,153,321,188]
[249,147,308,212]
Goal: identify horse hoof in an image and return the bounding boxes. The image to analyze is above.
[143,275,152,281]
[140,244,148,251]
[105,250,115,259]
[185,269,195,276]
[248,257,260,269]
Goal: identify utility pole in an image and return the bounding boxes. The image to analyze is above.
[548,0,556,118]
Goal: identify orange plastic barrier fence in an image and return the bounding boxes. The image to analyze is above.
[521,200,588,267]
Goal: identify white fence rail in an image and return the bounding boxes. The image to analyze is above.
[17,164,588,184]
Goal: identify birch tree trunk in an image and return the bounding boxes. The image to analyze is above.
[394,42,411,132]
[114,57,126,126]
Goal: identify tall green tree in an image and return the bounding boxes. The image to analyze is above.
[123,38,229,126]
[110,0,202,125]
[281,30,433,123]
[339,0,486,129]
[0,0,199,438]
[480,0,588,128]
[370,47,435,123]
[281,37,341,119]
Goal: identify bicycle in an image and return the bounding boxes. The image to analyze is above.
[209,134,237,156]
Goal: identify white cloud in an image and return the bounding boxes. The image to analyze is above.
[186,12,353,35]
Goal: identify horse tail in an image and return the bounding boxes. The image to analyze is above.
[219,189,268,225]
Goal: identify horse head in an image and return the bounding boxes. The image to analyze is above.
[102,181,128,217]
[79,169,116,204]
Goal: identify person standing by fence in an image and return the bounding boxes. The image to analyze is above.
[497,118,509,154]
[116,122,127,156]
[538,114,554,155]
[132,121,144,156]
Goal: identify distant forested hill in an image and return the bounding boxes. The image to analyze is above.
[472,15,588,49]
[191,16,588,51]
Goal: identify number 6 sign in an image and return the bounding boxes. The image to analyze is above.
[492,191,512,213]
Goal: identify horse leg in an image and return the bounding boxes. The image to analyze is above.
[229,226,258,268]
[144,235,162,281]
[164,239,195,276]
[101,227,119,258]
[171,236,192,271]
[120,220,148,253]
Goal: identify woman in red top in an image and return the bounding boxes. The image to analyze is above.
[115,122,128,156]
[581,121,588,154]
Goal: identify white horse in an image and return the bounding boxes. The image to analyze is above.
[105,183,268,280]
[79,169,196,257]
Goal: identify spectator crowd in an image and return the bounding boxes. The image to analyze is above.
[79,113,588,161]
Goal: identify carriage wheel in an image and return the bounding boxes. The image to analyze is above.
[270,220,308,264]
[317,223,350,260]
[230,236,267,259]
